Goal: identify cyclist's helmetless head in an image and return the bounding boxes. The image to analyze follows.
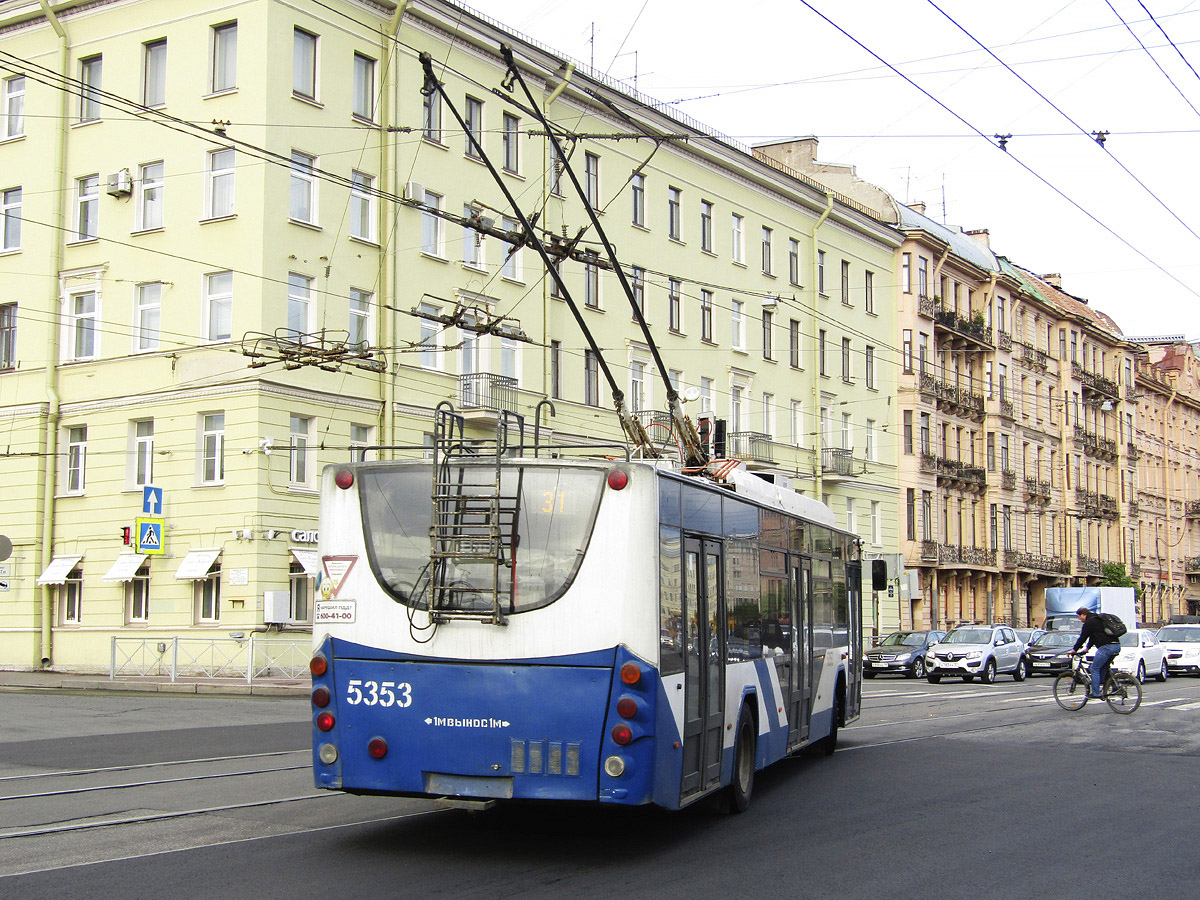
[1076,608,1090,619]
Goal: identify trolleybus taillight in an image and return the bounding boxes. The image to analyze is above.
[334,469,355,490]
[611,723,633,745]
[616,697,638,718]
[309,654,328,677]
[607,469,628,490]
[316,712,335,732]
[367,737,388,759]
[312,686,331,708]
[619,662,641,685]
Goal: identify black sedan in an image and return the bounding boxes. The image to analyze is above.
[1025,630,1080,676]
[863,630,946,679]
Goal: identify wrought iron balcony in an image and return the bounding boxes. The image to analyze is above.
[1076,555,1102,577]
[729,431,774,463]
[1072,361,1119,399]
[1186,557,1200,574]
[1004,550,1070,574]
[1024,477,1052,503]
[1186,499,1200,519]
[1019,342,1050,371]
[995,328,1013,351]
[939,544,997,568]
[918,295,940,319]
[934,307,994,349]
[998,397,1015,420]
[458,373,518,413]
[1129,500,1139,516]
[1126,442,1141,462]
[921,539,939,562]
[821,447,853,476]
[1001,469,1017,491]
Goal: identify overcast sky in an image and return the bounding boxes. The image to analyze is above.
[458,0,1200,340]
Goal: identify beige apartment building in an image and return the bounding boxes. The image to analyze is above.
[0,0,901,672]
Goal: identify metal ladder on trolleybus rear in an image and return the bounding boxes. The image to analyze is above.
[428,403,524,625]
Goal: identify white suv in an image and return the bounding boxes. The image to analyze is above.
[926,624,1026,684]
[1157,624,1200,676]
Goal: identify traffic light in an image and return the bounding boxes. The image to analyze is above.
[871,559,887,592]
[121,526,131,546]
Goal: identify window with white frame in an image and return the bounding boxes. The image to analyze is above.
[2,187,20,251]
[761,226,773,274]
[349,423,372,460]
[788,238,800,285]
[137,161,164,231]
[203,271,232,341]
[143,40,167,107]
[667,186,681,240]
[195,562,221,622]
[135,282,161,352]
[840,259,850,304]
[200,413,224,483]
[293,28,317,99]
[550,341,562,399]
[865,270,875,313]
[352,52,375,121]
[3,75,25,139]
[631,172,645,225]
[584,350,600,407]
[133,419,154,487]
[500,217,521,280]
[668,278,682,332]
[871,501,881,545]
[67,289,98,360]
[700,200,713,252]
[79,55,102,122]
[845,497,856,534]
[584,263,600,309]
[421,85,441,142]
[0,302,15,370]
[789,319,801,368]
[287,273,312,341]
[211,22,237,93]
[349,287,372,347]
[585,152,600,206]
[206,148,235,218]
[289,561,313,622]
[290,414,312,486]
[761,392,774,437]
[700,289,713,342]
[731,213,744,263]
[629,360,646,413]
[462,204,486,269]
[502,112,519,173]
[349,170,375,241]
[865,344,875,389]
[289,151,317,224]
[730,385,744,432]
[866,418,876,461]
[464,96,483,157]
[817,250,826,294]
[731,299,744,350]
[842,412,852,451]
[500,337,519,383]
[418,301,440,369]
[700,377,713,412]
[421,190,443,256]
[127,562,150,623]
[790,400,803,447]
[62,569,83,624]
[842,336,852,382]
[630,266,645,317]
[66,425,86,492]
[762,309,773,360]
[74,175,98,241]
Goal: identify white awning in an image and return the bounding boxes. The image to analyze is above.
[174,548,222,581]
[103,553,147,583]
[289,548,320,577]
[36,555,83,586]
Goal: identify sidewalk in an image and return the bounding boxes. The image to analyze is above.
[0,668,309,697]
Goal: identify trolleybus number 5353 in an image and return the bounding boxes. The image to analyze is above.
[345,679,412,708]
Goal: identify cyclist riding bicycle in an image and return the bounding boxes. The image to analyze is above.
[1069,607,1121,700]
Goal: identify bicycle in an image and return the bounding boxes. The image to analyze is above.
[1053,654,1142,714]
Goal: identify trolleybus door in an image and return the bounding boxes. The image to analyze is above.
[845,561,863,720]
[680,536,725,798]
[787,555,813,745]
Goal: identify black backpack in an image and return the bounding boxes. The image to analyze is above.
[1098,612,1127,638]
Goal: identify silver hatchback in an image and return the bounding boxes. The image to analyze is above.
[925,624,1026,684]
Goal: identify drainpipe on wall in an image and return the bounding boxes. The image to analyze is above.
[37,0,69,668]
[1163,384,1178,621]
[810,193,833,498]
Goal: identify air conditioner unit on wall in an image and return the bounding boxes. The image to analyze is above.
[403,180,425,202]
[263,590,291,624]
[106,169,132,197]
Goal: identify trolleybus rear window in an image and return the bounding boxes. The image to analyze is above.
[358,464,606,614]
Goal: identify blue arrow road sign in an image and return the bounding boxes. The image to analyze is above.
[143,486,163,516]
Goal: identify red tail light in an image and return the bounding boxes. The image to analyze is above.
[316,712,335,732]
[620,662,641,685]
[611,723,632,745]
[607,470,628,490]
[309,654,328,677]
[312,687,331,708]
[335,469,355,490]
[617,697,638,718]
[367,737,388,759]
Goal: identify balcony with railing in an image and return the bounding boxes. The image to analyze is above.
[918,295,940,319]
[1186,499,1200,519]
[920,373,985,421]
[1186,557,1200,574]
[821,447,854,477]
[934,307,994,349]
[1076,555,1103,577]
[995,328,1013,351]
[1001,469,1017,492]
[1072,361,1120,400]
[938,544,997,568]
[729,431,774,464]
[1126,442,1141,462]
[1129,500,1139,517]
[1004,550,1070,574]
[1024,477,1052,504]
[633,409,674,433]
[459,373,518,417]
[1073,424,1118,461]
[921,539,939,562]
[997,395,1015,420]
[934,457,987,492]
[1018,342,1050,371]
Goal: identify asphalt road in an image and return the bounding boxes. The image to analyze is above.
[3,676,1199,899]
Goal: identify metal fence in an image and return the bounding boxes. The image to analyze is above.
[110,635,312,683]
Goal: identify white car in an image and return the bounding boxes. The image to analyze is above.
[925,624,1026,684]
[1157,624,1200,676]
[1111,629,1168,683]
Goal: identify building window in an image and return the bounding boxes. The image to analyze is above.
[422,85,441,142]
[789,319,800,368]
[74,175,98,241]
[731,299,744,350]
[584,263,600,309]
[68,290,98,360]
[762,310,774,360]
[211,22,237,93]
[133,419,154,487]
[206,149,235,219]
[845,498,856,534]
[464,96,483,157]
[352,52,375,121]
[761,392,774,437]
[842,412,852,451]
[290,415,311,486]
[290,562,312,623]
[668,278,682,332]
[902,329,913,372]
[463,204,489,270]
[866,418,876,461]
[550,340,562,399]
[0,302,15,370]
[817,250,826,294]
[700,377,713,413]
[906,489,916,541]
[759,226,772,275]
[136,162,164,231]
[421,190,443,256]
[143,40,167,107]
[922,491,933,541]
[66,425,86,492]
[204,271,232,341]
[79,55,103,122]
[584,350,600,407]
[349,288,372,347]
[2,187,21,251]
[349,170,375,241]
[840,260,850,304]
[585,152,600,206]
[630,266,645,317]
[865,345,875,389]
[630,361,646,412]
[918,256,929,298]
[700,290,713,342]
[700,199,713,251]
[731,213,744,263]
[417,301,439,369]
[667,187,681,240]
[788,238,800,285]
[842,336,852,382]
[818,329,827,376]
[293,28,318,100]
[287,273,312,341]
[631,172,645,225]
[790,400,804,447]
[3,75,25,139]
[62,569,83,624]
[127,563,150,623]
[500,217,521,280]
[135,282,161,352]
[871,501,881,545]
[730,386,744,432]
[901,253,912,294]
[195,563,221,623]
[502,113,520,173]
[349,424,372,461]
[865,270,874,313]
[201,413,224,483]
[289,151,317,224]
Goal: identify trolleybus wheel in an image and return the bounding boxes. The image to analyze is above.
[728,705,756,813]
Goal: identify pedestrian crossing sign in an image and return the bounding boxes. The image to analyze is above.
[136,518,165,555]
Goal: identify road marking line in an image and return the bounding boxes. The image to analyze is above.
[1139,697,1191,707]
[1165,700,1200,710]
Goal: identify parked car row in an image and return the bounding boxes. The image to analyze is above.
[865,622,1200,686]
